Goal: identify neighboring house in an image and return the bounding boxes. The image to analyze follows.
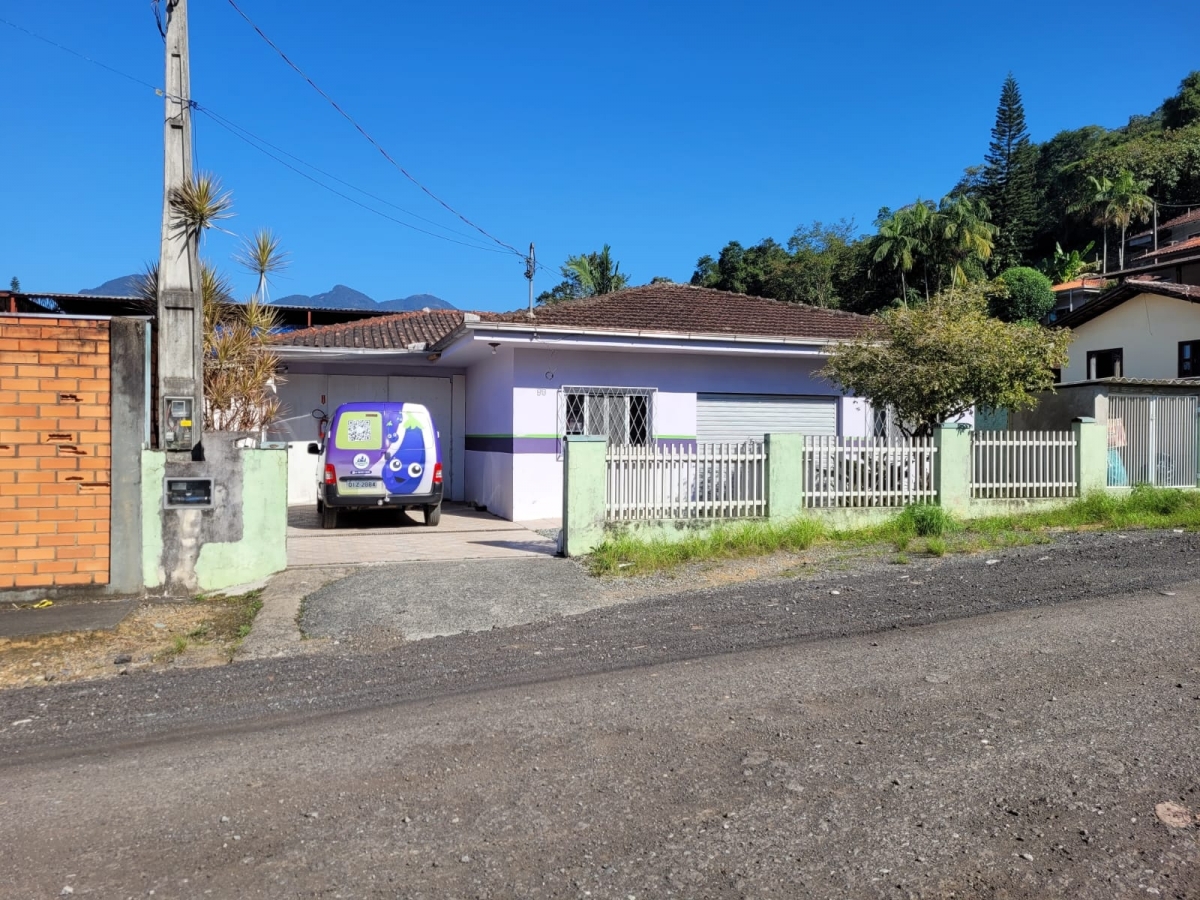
[271,283,879,520]
[1053,279,1200,382]
[1048,276,1107,321]
[1125,208,1200,281]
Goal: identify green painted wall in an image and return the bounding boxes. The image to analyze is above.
[141,451,165,590]
[194,449,288,592]
[562,436,607,557]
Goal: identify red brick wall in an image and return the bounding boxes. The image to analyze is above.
[0,316,112,590]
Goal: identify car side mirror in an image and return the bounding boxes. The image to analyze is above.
[307,442,320,455]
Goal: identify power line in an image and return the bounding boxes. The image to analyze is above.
[196,108,511,253]
[224,0,526,259]
[1,14,520,257]
[0,15,162,93]
[198,106,502,247]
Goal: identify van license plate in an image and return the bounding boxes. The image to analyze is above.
[345,479,378,490]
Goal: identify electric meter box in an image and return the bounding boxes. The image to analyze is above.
[164,397,195,451]
[164,477,213,509]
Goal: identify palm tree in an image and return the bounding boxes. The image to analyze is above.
[872,206,923,304]
[1105,170,1155,270]
[564,244,630,297]
[933,195,996,289]
[1071,175,1113,274]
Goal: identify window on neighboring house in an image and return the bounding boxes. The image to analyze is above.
[560,387,654,446]
[1179,341,1200,378]
[1087,348,1123,380]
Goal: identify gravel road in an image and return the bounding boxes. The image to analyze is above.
[1,530,1199,897]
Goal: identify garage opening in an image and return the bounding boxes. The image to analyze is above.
[696,393,837,443]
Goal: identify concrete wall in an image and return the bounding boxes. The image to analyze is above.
[1012,385,1106,431]
[1063,292,1200,382]
[464,347,516,519]
[143,438,288,595]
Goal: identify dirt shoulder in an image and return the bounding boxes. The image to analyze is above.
[0,590,263,690]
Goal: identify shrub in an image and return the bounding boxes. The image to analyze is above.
[994,267,1056,322]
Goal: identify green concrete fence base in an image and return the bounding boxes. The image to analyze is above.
[934,425,971,516]
[559,420,1141,558]
[766,433,805,520]
[562,436,608,557]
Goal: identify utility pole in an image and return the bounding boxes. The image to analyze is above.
[525,242,536,319]
[156,0,204,454]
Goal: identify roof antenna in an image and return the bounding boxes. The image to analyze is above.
[525,242,536,319]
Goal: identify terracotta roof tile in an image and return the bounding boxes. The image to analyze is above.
[275,284,879,351]
[274,309,476,349]
[1133,234,1200,261]
[493,283,878,341]
[1131,207,1200,239]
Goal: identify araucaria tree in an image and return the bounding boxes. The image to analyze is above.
[982,74,1039,271]
[821,283,1071,436]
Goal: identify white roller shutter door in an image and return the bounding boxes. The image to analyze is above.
[696,393,837,443]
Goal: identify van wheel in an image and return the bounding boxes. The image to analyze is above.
[423,503,441,527]
[321,505,339,530]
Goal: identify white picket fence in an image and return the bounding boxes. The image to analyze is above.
[971,430,1077,499]
[803,435,938,508]
[605,442,766,521]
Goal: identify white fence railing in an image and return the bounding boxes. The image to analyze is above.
[971,430,1077,499]
[803,435,937,508]
[605,442,765,521]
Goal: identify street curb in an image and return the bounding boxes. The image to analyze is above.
[235,566,352,660]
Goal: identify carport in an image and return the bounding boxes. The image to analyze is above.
[285,503,558,568]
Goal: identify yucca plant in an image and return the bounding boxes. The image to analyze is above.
[137,216,286,435]
[234,229,289,304]
[169,172,235,242]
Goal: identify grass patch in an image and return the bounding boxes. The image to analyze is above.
[587,486,1200,576]
[589,518,825,576]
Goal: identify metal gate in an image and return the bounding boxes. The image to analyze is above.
[1106,394,1198,487]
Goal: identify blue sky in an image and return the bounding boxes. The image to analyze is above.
[3,1,1197,312]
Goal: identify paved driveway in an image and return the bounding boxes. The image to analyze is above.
[286,504,557,568]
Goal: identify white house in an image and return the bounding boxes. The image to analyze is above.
[270,283,880,520]
[1054,279,1200,383]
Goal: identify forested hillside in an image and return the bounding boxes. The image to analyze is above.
[691,72,1200,314]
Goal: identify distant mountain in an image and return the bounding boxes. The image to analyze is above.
[79,277,455,311]
[273,285,456,312]
[80,275,143,297]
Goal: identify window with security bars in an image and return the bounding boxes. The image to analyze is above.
[560,387,654,446]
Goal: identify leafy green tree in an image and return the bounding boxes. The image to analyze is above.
[982,74,1039,270]
[538,245,630,305]
[993,267,1056,322]
[649,275,674,284]
[690,239,789,296]
[821,283,1071,436]
[767,220,860,308]
[1162,71,1200,130]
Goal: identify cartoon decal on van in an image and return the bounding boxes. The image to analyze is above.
[330,404,438,497]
